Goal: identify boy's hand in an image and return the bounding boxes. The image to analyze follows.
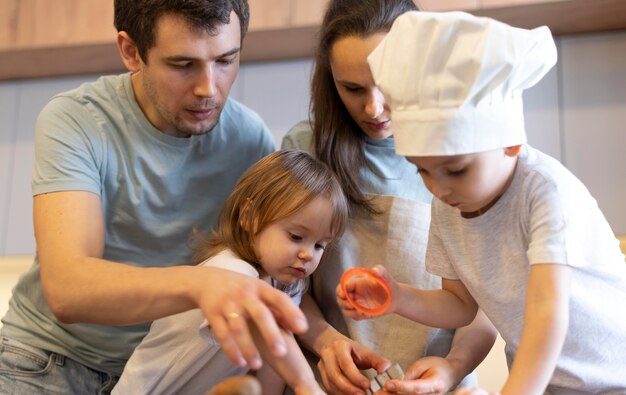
[336,265,400,319]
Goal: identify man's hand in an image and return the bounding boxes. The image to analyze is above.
[196,267,308,369]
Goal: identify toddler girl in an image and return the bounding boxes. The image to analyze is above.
[114,149,348,395]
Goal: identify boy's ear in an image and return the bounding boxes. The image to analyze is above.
[117,31,142,72]
[505,145,522,157]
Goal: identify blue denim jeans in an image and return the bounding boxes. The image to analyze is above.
[0,336,119,394]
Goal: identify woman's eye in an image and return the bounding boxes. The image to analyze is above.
[344,86,363,93]
[448,168,466,176]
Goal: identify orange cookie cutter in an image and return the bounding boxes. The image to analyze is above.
[340,267,392,316]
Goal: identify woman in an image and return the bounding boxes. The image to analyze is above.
[281,0,497,394]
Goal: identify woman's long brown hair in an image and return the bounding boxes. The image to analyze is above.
[311,0,418,214]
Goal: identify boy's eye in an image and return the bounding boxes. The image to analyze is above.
[448,168,466,176]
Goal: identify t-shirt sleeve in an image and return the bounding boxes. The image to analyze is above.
[524,170,613,268]
[425,203,459,280]
[281,120,314,153]
[525,175,569,266]
[32,96,103,196]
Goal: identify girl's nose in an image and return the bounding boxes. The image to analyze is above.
[298,247,313,262]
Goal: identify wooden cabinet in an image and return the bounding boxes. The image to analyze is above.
[1,0,625,80]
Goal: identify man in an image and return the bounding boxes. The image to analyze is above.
[0,1,306,393]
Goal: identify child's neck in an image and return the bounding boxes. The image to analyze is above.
[462,156,519,219]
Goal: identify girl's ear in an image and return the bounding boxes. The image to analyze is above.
[239,198,256,233]
[505,145,522,157]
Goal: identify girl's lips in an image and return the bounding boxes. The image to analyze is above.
[288,266,307,278]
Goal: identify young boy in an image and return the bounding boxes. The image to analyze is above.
[339,11,626,395]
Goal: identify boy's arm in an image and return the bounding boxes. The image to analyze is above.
[339,266,478,328]
[501,264,571,395]
[443,309,498,385]
[394,277,478,329]
[381,308,497,394]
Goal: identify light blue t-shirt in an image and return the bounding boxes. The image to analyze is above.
[282,121,431,203]
[1,73,275,375]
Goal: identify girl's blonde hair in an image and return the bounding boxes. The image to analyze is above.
[194,149,349,294]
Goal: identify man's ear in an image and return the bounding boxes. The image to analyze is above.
[116,31,142,72]
[505,145,522,157]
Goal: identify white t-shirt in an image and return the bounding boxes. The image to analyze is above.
[113,249,303,395]
[427,145,626,394]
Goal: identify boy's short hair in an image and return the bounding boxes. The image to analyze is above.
[114,0,249,63]
[368,11,557,156]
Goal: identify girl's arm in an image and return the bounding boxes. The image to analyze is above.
[249,318,325,395]
[253,363,286,395]
[501,263,571,395]
[297,294,391,394]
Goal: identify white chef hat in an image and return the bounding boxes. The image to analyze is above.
[368,11,557,156]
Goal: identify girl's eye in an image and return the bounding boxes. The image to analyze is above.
[314,243,326,251]
[289,233,303,241]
